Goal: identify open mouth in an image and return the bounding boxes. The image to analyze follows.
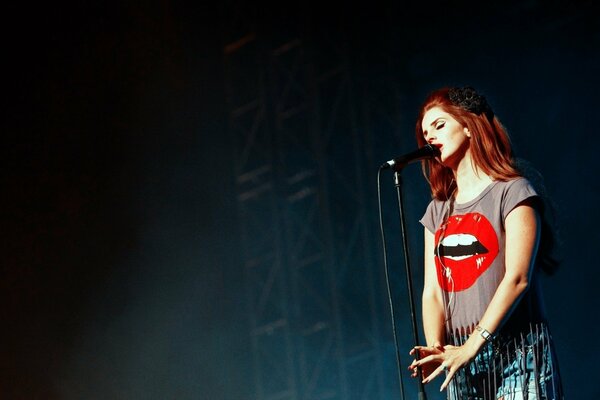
[438,234,489,260]
[434,213,499,292]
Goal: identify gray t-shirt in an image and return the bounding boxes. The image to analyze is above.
[420,178,540,335]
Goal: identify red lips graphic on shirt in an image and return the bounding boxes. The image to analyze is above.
[434,212,499,292]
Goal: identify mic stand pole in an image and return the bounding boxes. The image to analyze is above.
[394,170,427,400]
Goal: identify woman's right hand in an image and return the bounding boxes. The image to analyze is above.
[408,343,444,380]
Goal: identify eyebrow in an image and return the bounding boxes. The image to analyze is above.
[422,117,444,135]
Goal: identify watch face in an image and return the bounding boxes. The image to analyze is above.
[476,326,493,341]
[434,212,499,292]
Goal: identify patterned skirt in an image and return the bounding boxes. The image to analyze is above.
[445,323,563,400]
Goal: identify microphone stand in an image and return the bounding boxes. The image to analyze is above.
[393,170,427,400]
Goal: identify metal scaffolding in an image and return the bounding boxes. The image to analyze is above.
[223,7,388,400]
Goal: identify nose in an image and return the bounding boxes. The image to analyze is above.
[424,131,435,143]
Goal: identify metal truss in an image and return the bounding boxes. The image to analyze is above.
[222,3,600,400]
[310,33,387,400]
[270,35,348,400]
[223,8,386,400]
[223,7,298,399]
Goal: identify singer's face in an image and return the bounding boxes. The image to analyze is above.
[421,107,470,168]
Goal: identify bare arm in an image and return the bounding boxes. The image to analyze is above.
[412,202,540,390]
[422,228,446,347]
[409,228,446,379]
[475,200,539,340]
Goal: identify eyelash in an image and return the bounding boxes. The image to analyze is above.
[423,121,445,138]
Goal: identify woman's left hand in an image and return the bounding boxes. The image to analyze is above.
[409,343,478,391]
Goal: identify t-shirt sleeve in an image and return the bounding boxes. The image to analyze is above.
[419,200,438,234]
[501,178,538,221]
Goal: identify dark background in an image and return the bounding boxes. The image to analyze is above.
[4,1,599,399]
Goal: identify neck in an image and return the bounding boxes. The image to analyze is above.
[452,151,493,203]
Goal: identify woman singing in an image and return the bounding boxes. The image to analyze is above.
[408,87,563,399]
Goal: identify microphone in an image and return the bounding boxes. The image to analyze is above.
[380,144,440,171]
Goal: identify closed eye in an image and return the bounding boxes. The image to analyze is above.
[436,121,445,129]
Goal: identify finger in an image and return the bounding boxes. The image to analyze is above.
[422,363,445,384]
[413,345,438,351]
[408,357,422,368]
[412,353,440,367]
[439,368,455,392]
[412,345,441,358]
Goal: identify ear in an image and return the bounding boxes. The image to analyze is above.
[464,127,471,138]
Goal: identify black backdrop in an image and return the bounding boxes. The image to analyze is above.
[4,1,599,399]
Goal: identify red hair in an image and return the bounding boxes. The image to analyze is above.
[415,87,521,200]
